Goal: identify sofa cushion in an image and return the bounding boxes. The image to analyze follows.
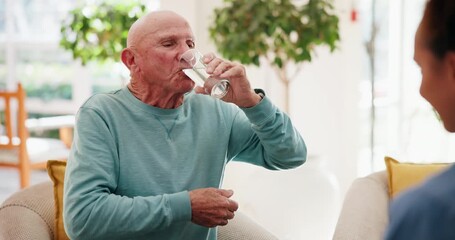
[47,160,69,240]
[218,211,278,240]
[384,156,449,198]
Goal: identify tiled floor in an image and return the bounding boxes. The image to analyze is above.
[0,168,50,204]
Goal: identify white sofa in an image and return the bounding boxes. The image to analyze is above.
[333,171,389,240]
[0,181,278,240]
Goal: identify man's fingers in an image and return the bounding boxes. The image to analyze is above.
[227,199,239,212]
[218,219,229,226]
[212,62,232,75]
[205,57,223,73]
[217,189,238,212]
[218,189,234,197]
[226,210,235,220]
[217,211,234,226]
[219,63,244,79]
[202,52,216,63]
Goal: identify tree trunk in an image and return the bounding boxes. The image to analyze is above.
[284,79,290,114]
[277,67,290,114]
[270,62,291,114]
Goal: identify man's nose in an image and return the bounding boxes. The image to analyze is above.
[179,48,196,69]
[182,44,192,52]
[179,47,192,59]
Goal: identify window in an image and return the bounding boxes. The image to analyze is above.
[358,0,455,176]
[0,0,159,115]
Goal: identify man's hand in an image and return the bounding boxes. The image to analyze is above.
[195,53,262,108]
[189,188,239,228]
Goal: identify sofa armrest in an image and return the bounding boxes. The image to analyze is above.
[0,181,54,240]
[218,211,278,240]
[333,171,389,240]
[0,205,53,239]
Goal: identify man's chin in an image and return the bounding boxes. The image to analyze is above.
[180,80,196,93]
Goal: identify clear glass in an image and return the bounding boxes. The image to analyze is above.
[180,49,230,98]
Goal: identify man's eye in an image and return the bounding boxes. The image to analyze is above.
[163,42,174,47]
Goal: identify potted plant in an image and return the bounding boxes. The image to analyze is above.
[209,0,340,112]
[59,0,147,65]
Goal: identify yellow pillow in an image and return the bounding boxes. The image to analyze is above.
[385,156,449,198]
[47,160,70,240]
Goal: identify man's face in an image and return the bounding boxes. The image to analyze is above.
[134,15,196,95]
[414,22,455,132]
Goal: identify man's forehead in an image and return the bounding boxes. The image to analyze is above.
[152,30,194,41]
[127,10,193,46]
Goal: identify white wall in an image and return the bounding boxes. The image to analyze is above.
[161,0,363,238]
[292,0,363,194]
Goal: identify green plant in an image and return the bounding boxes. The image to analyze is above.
[209,0,340,112]
[60,0,147,65]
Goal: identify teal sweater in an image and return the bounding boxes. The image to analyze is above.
[63,87,306,240]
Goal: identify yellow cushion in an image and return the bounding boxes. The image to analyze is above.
[385,156,449,198]
[47,160,70,240]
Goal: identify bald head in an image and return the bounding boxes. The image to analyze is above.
[127,11,192,49]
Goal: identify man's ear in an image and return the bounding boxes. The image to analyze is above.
[121,48,136,70]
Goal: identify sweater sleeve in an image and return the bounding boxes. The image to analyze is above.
[227,96,307,170]
[63,107,191,239]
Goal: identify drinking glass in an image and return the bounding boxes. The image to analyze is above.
[180,49,230,98]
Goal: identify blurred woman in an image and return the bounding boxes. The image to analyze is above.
[385,0,455,239]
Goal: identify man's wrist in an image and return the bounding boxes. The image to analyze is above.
[243,89,264,108]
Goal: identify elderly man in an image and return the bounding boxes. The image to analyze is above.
[63,10,306,240]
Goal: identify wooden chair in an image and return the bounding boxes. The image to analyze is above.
[0,83,73,188]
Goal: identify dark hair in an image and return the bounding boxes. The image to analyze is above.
[423,0,455,59]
